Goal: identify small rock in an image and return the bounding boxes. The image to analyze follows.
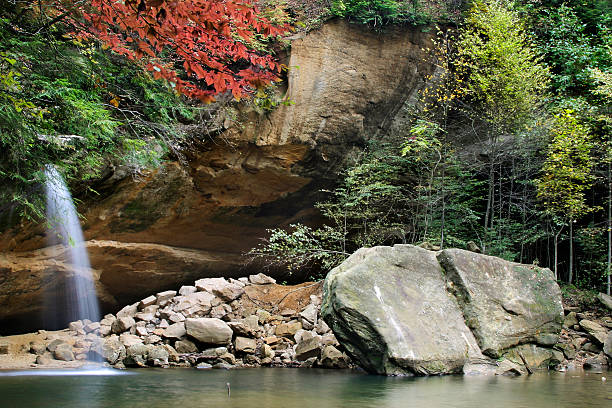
[579,320,608,345]
[30,342,46,355]
[495,359,527,376]
[119,333,143,348]
[320,345,348,368]
[112,316,136,334]
[68,320,84,332]
[212,362,234,370]
[46,339,67,353]
[295,336,321,361]
[185,318,233,345]
[196,362,213,369]
[235,337,257,354]
[139,295,157,310]
[147,345,170,366]
[144,335,162,345]
[135,326,148,337]
[84,322,100,333]
[98,338,126,364]
[53,344,75,361]
[99,325,112,337]
[117,304,138,318]
[195,278,244,302]
[256,309,272,324]
[466,241,481,253]
[597,292,612,310]
[275,321,302,337]
[163,322,186,339]
[583,342,601,353]
[280,309,296,317]
[175,339,198,354]
[563,312,578,328]
[125,344,148,367]
[248,273,276,285]
[156,290,177,307]
[315,319,330,335]
[35,354,53,365]
[134,312,155,322]
[261,344,274,359]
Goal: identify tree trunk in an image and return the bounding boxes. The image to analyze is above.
[606,160,612,296]
[569,220,573,285]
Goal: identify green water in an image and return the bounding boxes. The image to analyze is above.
[0,368,610,408]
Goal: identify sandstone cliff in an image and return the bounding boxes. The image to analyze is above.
[0,20,435,333]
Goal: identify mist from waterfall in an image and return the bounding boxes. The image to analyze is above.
[44,165,101,327]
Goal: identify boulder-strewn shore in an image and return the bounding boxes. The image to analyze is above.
[0,274,352,370]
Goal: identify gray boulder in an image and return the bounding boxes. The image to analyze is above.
[320,345,348,369]
[322,245,482,375]
[234,337,257,354]
[438,249,563,357]
[597,292,612,310]
[185,318,233,345]
[112,316,136,334]
[99,338,126,364]
[579,320,608,345]
[603,332,612,359]
[163,322,186,339]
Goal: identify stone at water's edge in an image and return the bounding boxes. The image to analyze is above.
[438,249,564,357]
[321,245,483,376]
[321,245,564,376]
[185,318,233,345]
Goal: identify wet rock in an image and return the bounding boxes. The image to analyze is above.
[583,342,600,353]
[320,345,348,369]
[438,249,563,357]
[212,362,234,369]
[175,339,198,354]
[195,278,244,302]
[555,343,576,360]
[85,322,100,333]
[295,336,321,361]
[68,320,84,332]
[112,316,136,334]
[597,292,612,310]
[495,359,527,376]
[185,317,233,345]
[235,337,257,354]
[502,344,554,370]
[604,332,612,358]
[322,245,482,375]
[196,362,213,369]
[163,322,186,339]
[249,273,276,285]
[99,338,126,364]
[275,321,302,337]
[147,345,169,366]
[53,344,75,361]
[46,339,67,353]
[125,344,149,367]
[579,320,608,345]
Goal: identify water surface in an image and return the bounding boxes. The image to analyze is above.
[0,368,610,407]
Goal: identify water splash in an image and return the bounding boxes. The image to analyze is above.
[44,165,101,329]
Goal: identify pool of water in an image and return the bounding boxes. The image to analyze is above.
[0,367,610,407]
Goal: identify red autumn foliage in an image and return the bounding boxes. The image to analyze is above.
[52,0,290,103]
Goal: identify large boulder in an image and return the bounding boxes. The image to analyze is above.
[321,245,482,375]
[437,249,564,357]
[185,318,233,345]
[322,245,564,376]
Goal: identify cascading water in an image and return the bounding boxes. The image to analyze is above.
[44,165,101,338]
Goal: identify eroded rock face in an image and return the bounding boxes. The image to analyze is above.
[321,245,482,376]
[0,20,434,333]
[321,245,564,376]
[438,249,564,357]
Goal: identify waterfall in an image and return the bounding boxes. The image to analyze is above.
[44,165,101,327]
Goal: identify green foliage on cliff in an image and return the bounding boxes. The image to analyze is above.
[330,0,463,27]
[0,8,198,222]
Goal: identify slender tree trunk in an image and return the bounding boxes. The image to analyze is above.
[483,162,494,253]
[606,160,612,296]
[569,220,573,285]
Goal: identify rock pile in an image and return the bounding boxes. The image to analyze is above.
[28,273,352,370]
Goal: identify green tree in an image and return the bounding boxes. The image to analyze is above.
[536,110,596,282]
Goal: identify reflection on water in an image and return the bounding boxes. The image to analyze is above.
[0,368,610,408]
